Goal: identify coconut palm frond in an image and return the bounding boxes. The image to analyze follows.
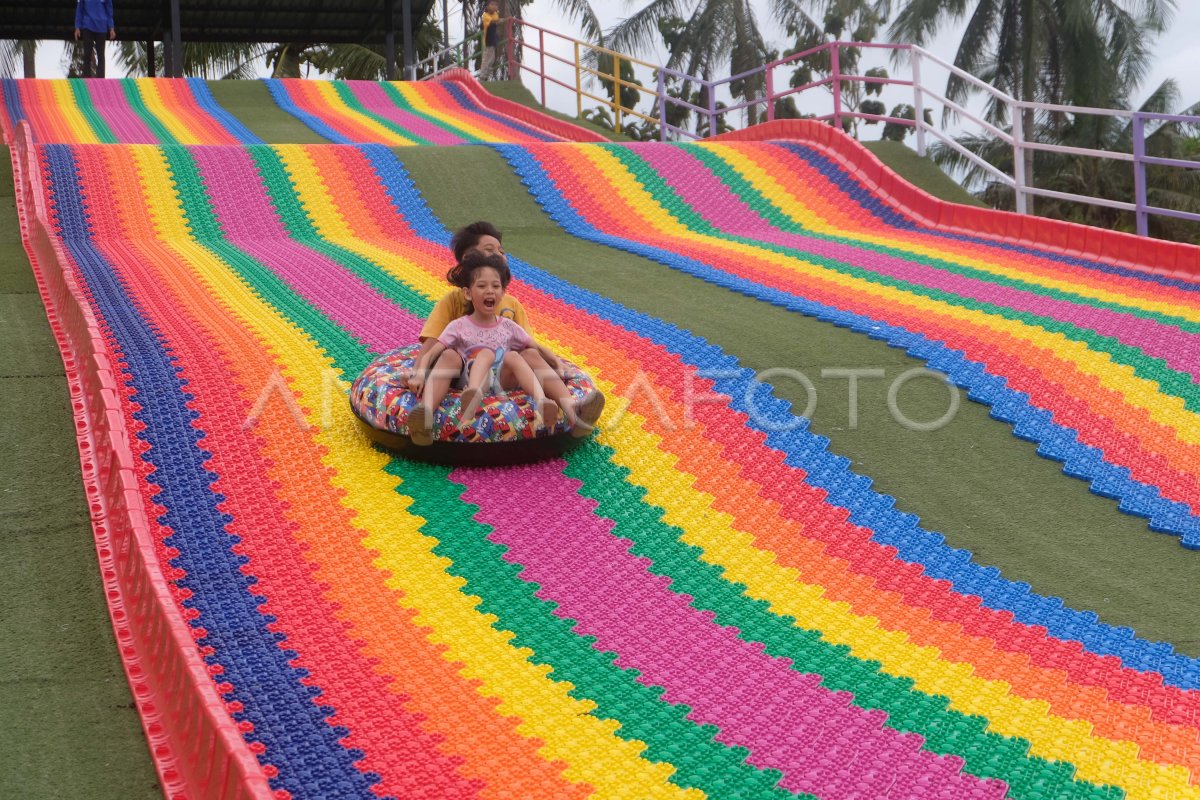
[305,43,388,80]
[888,0,976,48]
[766,0,827,40]
[0,40,38,78]
[605,0,693,57]
[943,0,1003,111]
[548,0,604,43]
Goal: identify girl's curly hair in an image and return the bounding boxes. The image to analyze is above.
[454,251,510,288]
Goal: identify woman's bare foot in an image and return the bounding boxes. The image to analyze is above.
[571,390,605,437]
[560,399,579,429]
[459,387,483,429]
[407,405,433,446]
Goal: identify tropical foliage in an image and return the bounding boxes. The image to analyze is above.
[265,17,446,81]
[602,0,831,130]
[0,40,37,78]
[772,1,891,135]
[114,42,274,79]
[931,79,1200,242]
[883,0,1178,209]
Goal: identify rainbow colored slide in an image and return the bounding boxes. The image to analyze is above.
[263,70,607,144]
[5,71,1200,800]
[0,70,602,146]
[0,77,263,144]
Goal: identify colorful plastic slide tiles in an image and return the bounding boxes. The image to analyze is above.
[263,78,568,144]
[29,136,1200,800]
[0,77,262,145]
[501,140,1200,546]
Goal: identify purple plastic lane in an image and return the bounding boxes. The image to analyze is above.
[634,144,1200,381]
[86,79,158,144]
[454,462,1008,800]
[348,82,469,146]
[190,146,422,351]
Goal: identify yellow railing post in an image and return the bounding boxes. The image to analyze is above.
[613,53,623,132]
[574,41,582,119]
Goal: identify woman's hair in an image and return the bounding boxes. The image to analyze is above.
[449,220,503,263]
[458,252,511,289]
[446,239,510,288]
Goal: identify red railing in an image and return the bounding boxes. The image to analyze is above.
[9,122,273,800]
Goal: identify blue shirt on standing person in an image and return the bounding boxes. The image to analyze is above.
[75,0,114,34]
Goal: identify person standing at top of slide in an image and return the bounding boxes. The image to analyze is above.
[477,0,505,81]
[74,0,116,78]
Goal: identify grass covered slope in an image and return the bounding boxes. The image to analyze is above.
[399,143,1200,656]
[479,80,634,142]
[0,147,160,799]
[862,140,988,208]
[207,81,331,144]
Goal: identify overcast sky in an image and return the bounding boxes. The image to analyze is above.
[31,0,1200,116]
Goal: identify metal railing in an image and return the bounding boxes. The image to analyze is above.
[501,19,663,132]
[427,21,1199,238]
[413,38,474,78]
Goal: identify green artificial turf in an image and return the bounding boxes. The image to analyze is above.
[206,80,331,144]
[398,143,1200,656]
[0,173,36,293]
[863,140,989,208]
[479,79,634,142]
[0,147,160,799]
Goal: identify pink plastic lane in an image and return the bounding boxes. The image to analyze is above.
[85,79,159,144]
[635,144,1200,381]
[454,462,1008,800]
[190,146,422,351]
[350,82,470,146]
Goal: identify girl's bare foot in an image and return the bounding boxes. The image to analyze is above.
[459,387,483,429]
[539,398,560,430]
[571,390,605,437]
[407,406,433,446]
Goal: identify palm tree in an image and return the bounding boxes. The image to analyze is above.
[109,19,446,81]
[603,0,883,131]
[0,40,38,78]
[885,0,1176,209]
[509,0,604,41]
[116,41,274,79]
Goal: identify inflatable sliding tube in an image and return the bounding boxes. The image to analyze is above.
[8,123,272,799]
[710,120,1200,281]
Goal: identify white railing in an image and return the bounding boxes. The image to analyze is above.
[457,21,1200,239]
